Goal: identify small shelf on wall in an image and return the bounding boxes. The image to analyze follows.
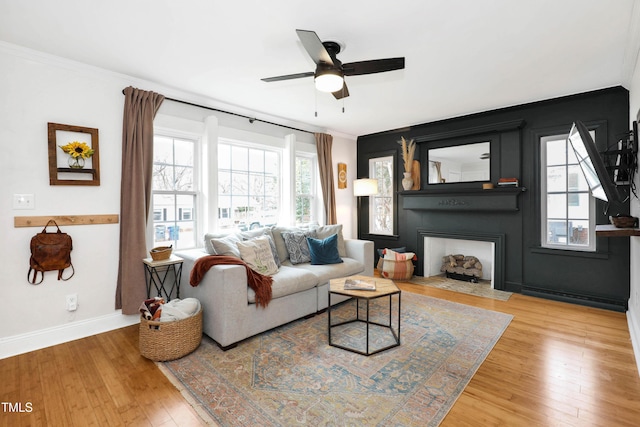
[14,214,119,228]
[48,123,100,186]
[56,167,99,179]
[595,224,640,237]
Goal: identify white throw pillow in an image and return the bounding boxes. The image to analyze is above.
[209,234,242,258]
[236,236,279,276]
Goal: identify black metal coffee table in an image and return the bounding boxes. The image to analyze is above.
[328,275,401,356]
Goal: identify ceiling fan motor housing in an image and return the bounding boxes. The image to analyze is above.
[261,29,405,100]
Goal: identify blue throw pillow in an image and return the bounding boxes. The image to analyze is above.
[307,234,343,265]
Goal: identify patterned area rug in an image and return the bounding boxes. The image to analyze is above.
[409,275,513,301]
[160,292,512,426]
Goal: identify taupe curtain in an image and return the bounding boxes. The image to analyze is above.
[315,133,337,225]
[116,87,164,314]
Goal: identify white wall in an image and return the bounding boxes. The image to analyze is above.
[0,44,138,358]
[0,43,357,358]
[628,41,640,374]
[333,134,358,239]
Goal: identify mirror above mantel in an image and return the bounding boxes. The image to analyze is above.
[428,141,491,184]
[413,119,525,191]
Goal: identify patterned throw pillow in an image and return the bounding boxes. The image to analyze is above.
[383,248,416,261]
[306,234,343,265]
[281,230,317,264]
[244,231,282,267]
[377,247,406,258]
[236,236,279,276]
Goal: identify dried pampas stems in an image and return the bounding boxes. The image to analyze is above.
[400,137,416,173]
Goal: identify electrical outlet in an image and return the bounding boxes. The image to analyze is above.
[66,294,78,312]
[13,194,35,210]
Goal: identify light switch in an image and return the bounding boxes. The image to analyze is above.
[13,194,35,210]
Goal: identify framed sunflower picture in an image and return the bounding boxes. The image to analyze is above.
[47,122,100,186]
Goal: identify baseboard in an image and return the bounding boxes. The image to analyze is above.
[522,286,627,312]
[0,312,140,359]
[628,302,640,377]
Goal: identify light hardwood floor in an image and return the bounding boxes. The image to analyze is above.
[2,279,640,426]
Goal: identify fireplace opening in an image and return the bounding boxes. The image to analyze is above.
[418,230,505,290]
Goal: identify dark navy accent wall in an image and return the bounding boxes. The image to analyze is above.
[357,87,630,311]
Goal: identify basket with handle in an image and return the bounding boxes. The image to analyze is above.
[149,246,172,261]
[139,307,203,361]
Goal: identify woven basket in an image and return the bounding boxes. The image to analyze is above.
[139,308,203,361]
[379,258,415,281]
[150,246,172,261]
[610,215,638,228]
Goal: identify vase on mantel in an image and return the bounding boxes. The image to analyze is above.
[402,172,413,191]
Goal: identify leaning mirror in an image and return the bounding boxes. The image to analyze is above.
[428,141,491,184]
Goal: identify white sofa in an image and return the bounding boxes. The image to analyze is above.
[176,225,374,350]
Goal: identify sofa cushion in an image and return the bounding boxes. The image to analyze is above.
[281,230,317,264]
[204,231,234,254]
[209,234,242,258]
[247,265,318,304]
[287,257,364,284]
[307,234,343,265]
[312,224,346,257]
[239,227,270,240]
[237,236,279,276]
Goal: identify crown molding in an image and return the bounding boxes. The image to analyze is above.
[0,41,334,138]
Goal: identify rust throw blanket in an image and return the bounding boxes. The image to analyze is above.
[190,255,273,308]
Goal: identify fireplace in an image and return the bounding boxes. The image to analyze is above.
[417,229,506,290]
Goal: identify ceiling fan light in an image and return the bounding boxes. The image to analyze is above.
[315,70,344,92]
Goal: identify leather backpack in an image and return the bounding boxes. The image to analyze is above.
[28,220,74,285]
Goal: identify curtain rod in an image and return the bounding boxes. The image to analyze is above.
[122,89,314,135]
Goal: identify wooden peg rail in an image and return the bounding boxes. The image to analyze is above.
[14,214,119,228]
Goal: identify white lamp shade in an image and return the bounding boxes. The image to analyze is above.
[315,73,344,92]
[353,178,379,197]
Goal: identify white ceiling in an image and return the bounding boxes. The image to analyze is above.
[1,0,639,138]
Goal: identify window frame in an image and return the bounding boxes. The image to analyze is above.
[151,131,201,250]
[294,152,317,226]
[216,138,283,232]
[368,151,397,236]
[540,130,596,252]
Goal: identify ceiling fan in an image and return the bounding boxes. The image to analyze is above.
[261,29,405,99]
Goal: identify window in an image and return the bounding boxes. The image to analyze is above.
[152,135,197,249]
[369,155,394,235]
[295,155,315,225]
[218,141,280,231]
[541,132,595,251]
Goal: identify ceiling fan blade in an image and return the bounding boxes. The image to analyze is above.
[296,29,334,65]
[261,71,314,82]
[342,57,405,76]
[332,82,350,99]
